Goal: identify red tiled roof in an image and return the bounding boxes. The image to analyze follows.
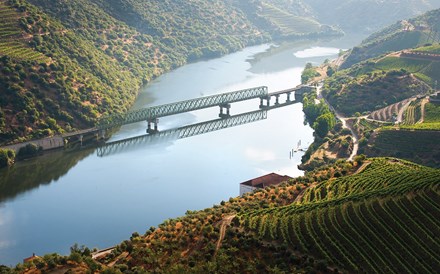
[23,253,39,263]
[241,173,292,189]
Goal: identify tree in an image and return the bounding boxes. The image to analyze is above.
[327,66,335,77]
[313,113,336,138]
[0,148,15,168]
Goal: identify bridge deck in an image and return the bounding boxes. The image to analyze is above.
[97,86,268,130]
[267,87,298,96]
[62,127,99,138]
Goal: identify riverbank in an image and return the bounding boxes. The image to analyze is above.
[0,36,361,265]
[298,53,360,170]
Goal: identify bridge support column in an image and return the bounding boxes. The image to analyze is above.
[219,103,231,118]
[147,118,159,134]
[259,96,270,109]
[275,95,280,105]
[79,134,83,147]
[286,92,292,102]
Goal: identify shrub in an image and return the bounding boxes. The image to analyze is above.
[17,143,41,159]
[0,148,15,168]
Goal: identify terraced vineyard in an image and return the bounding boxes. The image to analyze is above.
[403,100,422,125]
[259,3,321,36]
[413,44,440,54]
[0,0,48,62]
[375,55,440,87]
[369,98,412,122]
[398,101,440,130]
[243,158,440,273]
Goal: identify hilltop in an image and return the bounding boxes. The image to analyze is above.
[264,0,440,34]
[341,8,440,68]
[7,158,439,273]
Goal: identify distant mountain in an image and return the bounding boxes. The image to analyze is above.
[264,0,440,34]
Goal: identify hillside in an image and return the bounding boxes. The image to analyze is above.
[257,2,324,37]
[322,42,440,117]
[323,67,432,117]
[366,129,440,168]
[0,0,272,145]
[245,158,440,273]
[317,40,440,167]
[341,8,440,68]
[8,158,440,273]
[1,0,435,146]
[264,0,440,34]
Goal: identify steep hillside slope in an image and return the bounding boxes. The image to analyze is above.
[323,68,432,116]
[9,158,439,273]
[244,158,440,273]
[341,8,440,68]
[0,0,269,145]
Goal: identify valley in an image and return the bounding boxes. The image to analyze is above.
[0,0,439,273]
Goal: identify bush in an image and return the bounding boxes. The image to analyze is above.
[0,148,15,168]
[17,143,41,159]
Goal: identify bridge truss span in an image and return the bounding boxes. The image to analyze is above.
[97,86,268,130]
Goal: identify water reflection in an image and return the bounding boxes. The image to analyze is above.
[0,149,93,203]
[97,109,268,157]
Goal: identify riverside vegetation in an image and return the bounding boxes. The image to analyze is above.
[4,157,439,273]
[1,1,440,273]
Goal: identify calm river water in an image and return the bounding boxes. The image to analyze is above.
[0,35,362,265]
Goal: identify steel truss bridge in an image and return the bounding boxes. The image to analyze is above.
[97,110,267,157]
[94,85,314,156]
[97,86,268,130]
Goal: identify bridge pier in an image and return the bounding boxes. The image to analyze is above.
[286,92,292,102]
[275,94,280,105]
[219,103,231,118]
[259,96,270,109]
[147,118,159,134]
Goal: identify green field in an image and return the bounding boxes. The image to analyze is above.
[259,2,321,36]
[244,158,440,273]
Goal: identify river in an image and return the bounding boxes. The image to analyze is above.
[0,35,362,265]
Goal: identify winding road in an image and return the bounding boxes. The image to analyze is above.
[316,85,359,161]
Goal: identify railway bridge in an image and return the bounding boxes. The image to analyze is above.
[96,85,312,134]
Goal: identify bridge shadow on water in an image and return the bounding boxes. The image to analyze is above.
[95,85,312,157]
[97,109,269,157]
[97,100,299,158]
[0,101,300,202]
